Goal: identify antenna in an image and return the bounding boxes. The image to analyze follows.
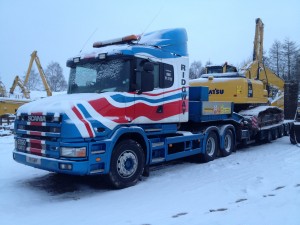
[138,5,164,41]
[79,28,98,54]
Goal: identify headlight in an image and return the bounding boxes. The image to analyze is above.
[60,147,87,157]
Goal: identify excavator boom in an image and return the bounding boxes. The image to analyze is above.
[253,18,264,62]
[9,50,52,98]
[9,76,30,99]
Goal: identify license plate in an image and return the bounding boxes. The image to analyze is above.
[26,156,41,165]
[16,138,27,151]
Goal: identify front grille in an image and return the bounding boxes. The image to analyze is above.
[19,124,61,133]
[15,113,62,158]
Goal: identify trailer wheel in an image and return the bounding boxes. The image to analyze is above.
[290,135,297,145]
[290,124,296,145]
[272,128,278,140]
[266,130,272,143]
[220,129,234,157]
[285,124,290,136]
[202,131,218,162]
[108,139,145,189]
[278,125,284,138]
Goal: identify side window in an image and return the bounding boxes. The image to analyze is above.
[161,64,174,88]
[153,64,159,88]
[134,58,174,90]
[135,58,159,90]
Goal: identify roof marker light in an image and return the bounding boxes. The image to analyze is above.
[73,57,80,63]
[98,53,107,60]
[93,34,140,48]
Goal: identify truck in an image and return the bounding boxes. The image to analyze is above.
[13,28,292,189]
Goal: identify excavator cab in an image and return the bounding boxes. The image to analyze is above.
[205,62,237,74]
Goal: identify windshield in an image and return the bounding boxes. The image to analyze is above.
[68,59,131,94]
[206,66,223,74]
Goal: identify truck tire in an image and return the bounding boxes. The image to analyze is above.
[290,124,296,145]
[108,139,145,189]
[202,131,219,162]
[272,128,278,140]
[220,129,234,157]
[278,125,284,138]
[290,135,297,145]
[285,124,290,136]
[266,130,272,143]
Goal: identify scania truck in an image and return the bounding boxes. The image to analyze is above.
[13,28,291,188]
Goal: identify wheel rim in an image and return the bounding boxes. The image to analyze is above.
[206,137,216,156]
[117,150,138,178]
[224,133,232,152]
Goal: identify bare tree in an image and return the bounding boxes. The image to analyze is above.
[295,55,300,89]
[267,40,283,77]
[189,61,203,79]
[45,62,67,92]
[282,38,299,81]
[22,68,42,91]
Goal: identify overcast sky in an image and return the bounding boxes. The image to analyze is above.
[0,0,299,88]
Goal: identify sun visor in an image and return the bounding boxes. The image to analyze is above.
[139,28,188,57]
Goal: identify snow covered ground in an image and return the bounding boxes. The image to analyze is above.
[1,135,300,225]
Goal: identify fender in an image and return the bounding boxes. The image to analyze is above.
[106,126,151,169]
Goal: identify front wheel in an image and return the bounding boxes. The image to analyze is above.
[108,139,145,189]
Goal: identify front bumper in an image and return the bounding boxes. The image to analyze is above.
[13,150,105,175]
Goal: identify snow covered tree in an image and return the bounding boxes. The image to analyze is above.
[189,61,203,79]
[45,62,67,92]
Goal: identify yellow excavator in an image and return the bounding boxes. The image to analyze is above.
[10,50,52,98]
[0,51,52,116]
[190,18,285,112]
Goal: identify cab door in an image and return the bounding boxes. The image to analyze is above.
[131,58,166,124]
